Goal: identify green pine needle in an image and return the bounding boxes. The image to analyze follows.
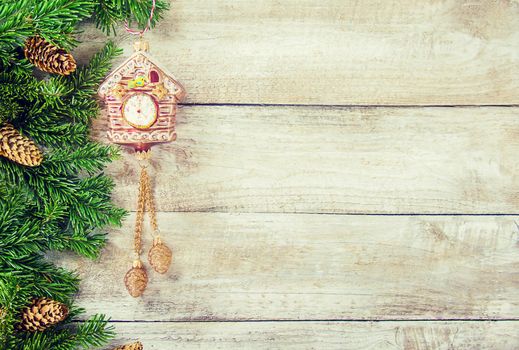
[0,0,159,348]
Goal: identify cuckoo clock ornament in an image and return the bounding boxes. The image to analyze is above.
[98,39,185,151]
[98,38,185,297]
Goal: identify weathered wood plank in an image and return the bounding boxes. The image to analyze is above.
[93,106,519,214]
[77,0,519,105]
[107,321,519,349]
[60,213,519,321]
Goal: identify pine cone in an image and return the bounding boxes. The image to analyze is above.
[19,298,69,332]
[0,123,43,166]
[24,36,77,75]
[112,341,143,350]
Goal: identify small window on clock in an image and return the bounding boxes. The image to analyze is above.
[149,70,160,83]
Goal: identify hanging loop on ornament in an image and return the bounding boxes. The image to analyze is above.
[124,0,157,36]
[134,250,141,261]
[135,149,152,161]
[136,152,151,175]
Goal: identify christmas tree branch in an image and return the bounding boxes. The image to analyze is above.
[0,0,170,347]
[94,0,169,34]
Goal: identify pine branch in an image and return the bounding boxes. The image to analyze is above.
[94,0,169,34]
[44,142,119,176]
[0,0,171,347]
[0,0,94,55]
[0,72,42,124]
[72,315,115,349]
[66,40,122,94]
[69,174,126,234]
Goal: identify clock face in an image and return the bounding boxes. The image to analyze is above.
[122,93,158,129]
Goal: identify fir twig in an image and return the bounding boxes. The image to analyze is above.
[0,0,167,347]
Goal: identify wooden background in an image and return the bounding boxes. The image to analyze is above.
[66,0,519,348]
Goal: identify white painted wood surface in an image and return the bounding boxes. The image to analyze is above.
[78,0,519,105]
[93,106,519,214]
[106,321,519,350]
[59,213,519,321]
[70,0,519,348]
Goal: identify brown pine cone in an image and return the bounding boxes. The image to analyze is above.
[24,36,77,75]
[19,298,69,332]
[0,123,43,166]
[112,341,144,350]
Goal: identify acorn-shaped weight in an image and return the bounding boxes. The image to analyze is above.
[148,237,172,274]
[124,260,148,297]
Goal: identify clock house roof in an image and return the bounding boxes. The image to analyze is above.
[98,51,186,102]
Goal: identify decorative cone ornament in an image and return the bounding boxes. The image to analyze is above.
[24,36,77,75]
[148,237,172,274]
[19,298,69,332]
[124,260,148,297]
[0,123,43,166]
[112,341,143,350]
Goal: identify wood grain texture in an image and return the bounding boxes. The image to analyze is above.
[93,106,519,214]
[57,213,519,321]
[106,321,519,350]
[76,0,519,105]
[69,1,519,346]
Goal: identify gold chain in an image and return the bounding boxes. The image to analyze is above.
[142,166,159,234]
[133,151,160,259]
[133,164,147,257]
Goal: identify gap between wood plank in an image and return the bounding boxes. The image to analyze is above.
[180,103,519,108]
[124,211,519,216]
[75,319,519,323]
